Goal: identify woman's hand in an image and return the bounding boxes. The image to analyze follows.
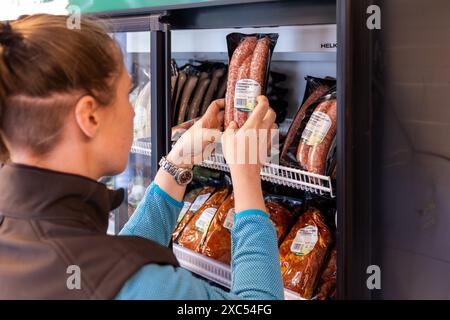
[167,99,224,168]
[221,96,277,213]
[155,99,224,202]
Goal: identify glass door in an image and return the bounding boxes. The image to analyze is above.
[108,31,152,234]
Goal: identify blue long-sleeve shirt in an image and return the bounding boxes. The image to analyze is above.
[115,183,284,300]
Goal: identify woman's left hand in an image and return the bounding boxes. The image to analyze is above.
[166,99,224,168]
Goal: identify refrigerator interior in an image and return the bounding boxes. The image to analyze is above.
[167,24,336,299]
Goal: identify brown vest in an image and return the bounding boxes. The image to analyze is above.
[0,163,179,299]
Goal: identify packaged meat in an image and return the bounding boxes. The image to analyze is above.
[172,186,215,242]
[201,67,226,115]
[265,201,295,245]
[177,187,230,252]
[215,72,228,100]
[316,247,337,300]
[280,76,336,169]
[279,207,333,299]
[201,193,235,265]
[188,73,211,120]
[177,73,199,124]
[301,91,337,175]
[224,33,278,128]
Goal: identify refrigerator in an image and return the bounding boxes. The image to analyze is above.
[76,0,450,299]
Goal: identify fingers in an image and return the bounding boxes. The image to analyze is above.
[201,99,225,129]
[261,107,276,130]
[244,95,270,127]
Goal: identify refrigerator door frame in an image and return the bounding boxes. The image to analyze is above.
[98,0,360,298]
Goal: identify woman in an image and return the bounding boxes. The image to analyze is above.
[0,14,283,299]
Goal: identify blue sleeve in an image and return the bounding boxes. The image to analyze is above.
[119,182,183,246]
[116,209,284,300]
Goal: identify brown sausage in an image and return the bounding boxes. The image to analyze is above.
[175,71,187,109]
[215,73,228,100]
[177,74,198,124]
[233,55,252,127]
[249,37,270,90]
[296,100,331,170]
[188,75,211,120]
[280,84,332,168]
[201,68,225,115]
[307,99,336,174]
[224,37,257,128]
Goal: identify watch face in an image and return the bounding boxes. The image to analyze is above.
[177,169,193,185]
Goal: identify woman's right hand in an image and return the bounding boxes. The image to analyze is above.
[221,95,276,213]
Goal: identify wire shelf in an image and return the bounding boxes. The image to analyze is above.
[172,244,307,300]
[130,140,151,157]
[201,152,335,198]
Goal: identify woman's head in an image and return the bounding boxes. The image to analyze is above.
[0,14,134,177]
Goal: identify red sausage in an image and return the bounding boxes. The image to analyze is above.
[224,37,257,128]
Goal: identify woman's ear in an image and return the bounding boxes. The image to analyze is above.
[74,96,101,138]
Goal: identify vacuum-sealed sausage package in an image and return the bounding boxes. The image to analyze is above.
[224,33,278,128]
[316,247,337,300]
[177,187,230,252]
[265,201,295,245]
[280,76,336,169]
[201,193,235,264]
[172,186,215,242]
[279,207,333,299]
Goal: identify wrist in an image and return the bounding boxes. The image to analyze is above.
[166,150,194,170]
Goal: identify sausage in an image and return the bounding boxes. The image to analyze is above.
[233,55,252,127]
[279,208,332,299]
[187,74,211,120]
[307,99,336,174]
[201,68,225,115]
[177,74,198,124]
[224,37,257,128]
[249,37,270,90]
[174,70,187,114]
[177,187,230,252]
[215,73,228,100]
[296,100,331,170]
[280,83,332,167]
[172,186,215,242]
[201,193,234,264]
[171,117,199,141]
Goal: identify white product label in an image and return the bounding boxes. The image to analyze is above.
[195,207,217,234]
[301,111,332,146]
[290,225,318,256]
[189,193,211,212]
[177,202,191,223]
[234,79,261,112]
[223,208,236,231]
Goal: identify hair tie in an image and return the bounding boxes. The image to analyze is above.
[0,22,23,47]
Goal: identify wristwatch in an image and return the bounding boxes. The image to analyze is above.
[159,156,193,186]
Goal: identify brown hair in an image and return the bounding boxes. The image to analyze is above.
[0,14,122,162]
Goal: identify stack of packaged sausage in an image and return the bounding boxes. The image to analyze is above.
[171,32,289,138]
[172,168,337,300]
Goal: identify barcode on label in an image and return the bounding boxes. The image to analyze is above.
[235,98,248,108]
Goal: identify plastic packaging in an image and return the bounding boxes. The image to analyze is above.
[177,187,230,252]
[201,193,235,264]
[316,247,337,300]
[172,186,215,242]
[280,76,336,169]
[224,33,279,128]
[279,207,333,299]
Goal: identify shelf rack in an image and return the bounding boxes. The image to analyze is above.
[201,152,335,198]
[172,244,306,300]
[130,140,151,157]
